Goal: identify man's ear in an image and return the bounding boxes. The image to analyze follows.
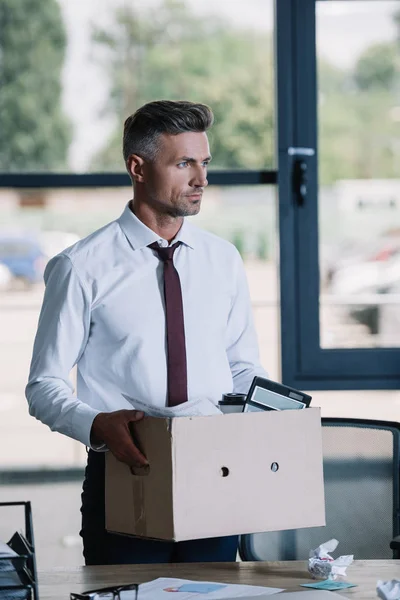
[127,154,146,183]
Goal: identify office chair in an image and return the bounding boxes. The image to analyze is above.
[239,418,400,561]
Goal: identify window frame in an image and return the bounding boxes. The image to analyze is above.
[0,171,277,188]
[277,0,400,391]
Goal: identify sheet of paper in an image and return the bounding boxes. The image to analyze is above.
[122,394,223,417]
[377,579,400,600]
[119,577,283,599]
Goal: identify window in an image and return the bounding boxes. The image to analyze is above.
[278,0,400,390]
[317,1,400,350]
[0,177,278,567]
[0,0,274,173]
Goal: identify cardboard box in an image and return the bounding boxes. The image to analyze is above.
[105,407,325,541]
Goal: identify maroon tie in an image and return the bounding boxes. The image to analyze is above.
[149,241,188,406]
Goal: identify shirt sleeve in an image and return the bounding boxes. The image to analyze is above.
[25,254,101,448]
[226,248,269,394]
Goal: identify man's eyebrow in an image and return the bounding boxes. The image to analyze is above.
[177,155,212,163]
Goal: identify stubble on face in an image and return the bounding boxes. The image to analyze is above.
[143,132,210,220]
[166,194,202,218]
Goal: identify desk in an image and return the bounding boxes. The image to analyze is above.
[39,560,399,600]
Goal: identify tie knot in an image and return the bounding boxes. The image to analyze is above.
[149,241,181,261]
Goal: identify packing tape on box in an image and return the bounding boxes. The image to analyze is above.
[132,477,147,537]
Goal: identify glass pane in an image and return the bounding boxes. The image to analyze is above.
[0,184,278,470]
[314,389,400,423]
[0,184,278,567]
[317,1,400,348]
[0,0,274,173]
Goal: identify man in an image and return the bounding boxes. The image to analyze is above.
[26,100,268,565]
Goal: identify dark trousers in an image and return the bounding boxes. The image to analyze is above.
[80,450,238,565]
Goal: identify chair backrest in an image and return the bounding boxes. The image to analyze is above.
[239,418,400,561]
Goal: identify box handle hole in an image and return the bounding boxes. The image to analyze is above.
[221,466,230,477]
[271,462,279,472]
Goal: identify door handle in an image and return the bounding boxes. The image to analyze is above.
[292,159,308,207]
[287,147,314,208]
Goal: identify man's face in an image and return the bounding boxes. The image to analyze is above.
[141,131,211,218]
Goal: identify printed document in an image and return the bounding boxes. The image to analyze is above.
[117,577,283,599]
[121,394,222,417]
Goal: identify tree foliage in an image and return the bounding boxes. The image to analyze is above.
[318,29,400,185]
[0,0,70,171]
[90,0,274,170]
[1,0,397,181]
[353,43,398,91]
[91,1,400,184]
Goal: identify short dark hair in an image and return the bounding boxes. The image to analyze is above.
[123,100,214,163]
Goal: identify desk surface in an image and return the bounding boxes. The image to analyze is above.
[39,560,400,600]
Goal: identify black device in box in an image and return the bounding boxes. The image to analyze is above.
[243,376,312,413]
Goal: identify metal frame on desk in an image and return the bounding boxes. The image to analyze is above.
[0,501,39,600]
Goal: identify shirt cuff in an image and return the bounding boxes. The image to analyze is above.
[70,403,103,450]
[91,442,108,452]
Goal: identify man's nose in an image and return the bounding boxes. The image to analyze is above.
[191,170,208,188]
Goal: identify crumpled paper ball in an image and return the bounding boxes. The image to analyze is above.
[377,579,400,600]
[308,538,354,580]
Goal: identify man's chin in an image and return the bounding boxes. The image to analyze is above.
[186,203,201,216]
[173,203,201,217]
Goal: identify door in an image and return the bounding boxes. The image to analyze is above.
[277,0,400,389]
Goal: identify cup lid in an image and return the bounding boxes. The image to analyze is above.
[220,393,247,404]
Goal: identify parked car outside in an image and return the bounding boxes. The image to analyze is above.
[0,236,47,285]
[327,236,400,336]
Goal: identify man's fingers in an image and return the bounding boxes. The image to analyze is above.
[96,409,148,467]
[126,410,145,421]
[129,446,149,467]
[112,443,148,468]
[120,428,149,467]
[125,411,147,464]
[128,410,149,467]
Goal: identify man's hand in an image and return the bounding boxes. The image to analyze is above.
[90,409,148,468]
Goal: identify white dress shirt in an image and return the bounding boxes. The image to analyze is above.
[26,203,267,448]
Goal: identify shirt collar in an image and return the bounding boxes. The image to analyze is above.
[117,202,196,251]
